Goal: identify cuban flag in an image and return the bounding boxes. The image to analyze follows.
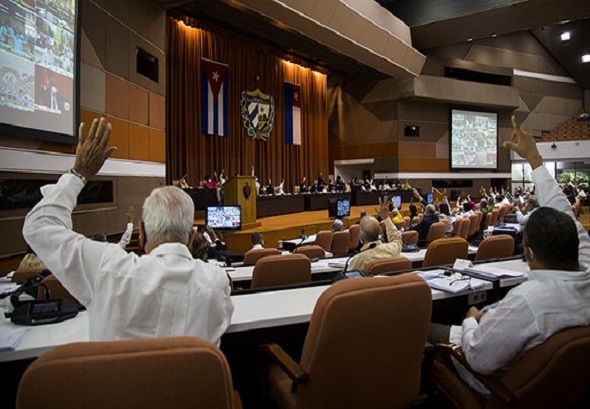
[201,59,228,136]
[284,82,301,145]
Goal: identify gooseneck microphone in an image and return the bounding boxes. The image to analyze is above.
[342,242,377,273]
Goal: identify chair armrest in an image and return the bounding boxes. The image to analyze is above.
[261,343,309,385]
[435,343,516,404]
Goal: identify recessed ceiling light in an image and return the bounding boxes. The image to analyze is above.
[466,38,473,42]
[491,33,498,38]
[582,54,590,63]
[560,31,571,41]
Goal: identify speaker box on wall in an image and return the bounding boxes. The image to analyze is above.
[137,47,159,83]
[404,125,420,137]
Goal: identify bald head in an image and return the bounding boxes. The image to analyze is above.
[359,216,380,243]
[424,204,436,215]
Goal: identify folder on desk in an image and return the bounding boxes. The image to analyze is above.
[463,265,524,279]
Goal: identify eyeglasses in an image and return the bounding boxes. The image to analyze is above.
[449,275,472,286]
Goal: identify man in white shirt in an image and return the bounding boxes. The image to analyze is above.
[514,196,538,226]
[22,118,234,345]
[428,116,590,395]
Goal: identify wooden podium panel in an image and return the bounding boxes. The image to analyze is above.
[224,176,259,228]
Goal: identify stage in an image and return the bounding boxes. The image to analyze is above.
[196,205,374,253]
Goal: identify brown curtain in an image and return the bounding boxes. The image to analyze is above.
[166,14,329,191]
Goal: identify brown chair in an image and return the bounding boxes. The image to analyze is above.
[251,254,311,288]
[402,230,419,245]
[330,230,350,256]
[364,256,412,275]
[474,234,515,261]
[11,268,49,283]
[348,224,360,252]
[293,245,325,260]
[262,274,432,409]
[489,209,500,227]
[476,211,484,231]
[482,212,492,231]
[314,230,333,252]
[468,214,480,238]
[37,274,80,305]
[422,237,469,268]
[432,325,590,409]
[456,219,470,240]
[17,336,241,409]
[422,221,447,246]
[243,248,280,266]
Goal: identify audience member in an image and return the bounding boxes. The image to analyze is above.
[17,245,46,271]
[348,197,402,271]
[251,232,265,250]
[189,230,211,261]
[333,219,344,232]
[22,118,233,345]
[409,204,439,241]
[515,195,539,226]
[428,115,590,395]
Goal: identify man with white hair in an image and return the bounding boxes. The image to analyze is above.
[347,197,402,272]
[23,118,233,345]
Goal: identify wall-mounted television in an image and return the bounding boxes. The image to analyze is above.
[0,0,80,143]
[206,205,241,231]
[450,109,498,170]
[328,198,350,219]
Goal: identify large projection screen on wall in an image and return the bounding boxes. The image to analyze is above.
[450,109,498,170]
[0,0,79,143]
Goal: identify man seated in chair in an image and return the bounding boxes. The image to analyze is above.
[408,204,439,241]
[22,118,234,345]
[251,232,265,250]
[347,197,402,272]
[428,116,590,395]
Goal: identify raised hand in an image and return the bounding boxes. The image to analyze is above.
[503,115,543,169]
[74,118,116,180]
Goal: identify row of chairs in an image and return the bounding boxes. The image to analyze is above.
[16,274,590,409]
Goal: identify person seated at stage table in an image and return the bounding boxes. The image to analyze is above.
[266,178,274,195]
[348,197,402,272]
[380,177,391,191]
[299,176,308,193]
[327,178,335,192]
[251,232,266,250]
[428,115,590,396]
[310,180,319,193]
[408,204,439,241]
[335,174,346,192]
[277,179,286,195]
[22,118,233,345]
[214,169,226,187]
[317,172,326,190]
[203,174,216,189]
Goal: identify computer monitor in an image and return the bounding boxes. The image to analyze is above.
[392,195,402,209]
[328,198,351,219]
[205,206,242,231]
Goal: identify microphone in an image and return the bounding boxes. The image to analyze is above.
[342,242,377,273]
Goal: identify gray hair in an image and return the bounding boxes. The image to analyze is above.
[359,216,380,243]
[142,186,194,245]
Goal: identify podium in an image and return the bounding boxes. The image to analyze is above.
[224,176,260,229]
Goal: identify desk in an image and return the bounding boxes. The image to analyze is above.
[183,188,220,211]
[304,193,351,211]
[256,195,305,218]
[475,258,529,288]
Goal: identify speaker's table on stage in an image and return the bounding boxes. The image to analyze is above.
[303,192,351,211]
[256,195,305,218]
[182,187,220,211]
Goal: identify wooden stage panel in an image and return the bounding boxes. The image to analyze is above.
[196,206,370,254]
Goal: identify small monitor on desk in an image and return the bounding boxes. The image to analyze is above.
[206,206,242,231]
[328,198,350,218]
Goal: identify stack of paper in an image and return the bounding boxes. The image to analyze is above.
[464,265,524,279]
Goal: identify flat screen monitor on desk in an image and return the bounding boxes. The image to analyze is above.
[328,198,350,219]
[206,206,241,231]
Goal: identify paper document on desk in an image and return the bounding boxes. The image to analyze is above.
[464,265,524,278]
[427,277,487,294]
[0,327,27,351]
[328,261,346,269]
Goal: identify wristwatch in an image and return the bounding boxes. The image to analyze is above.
[68,168,87,185]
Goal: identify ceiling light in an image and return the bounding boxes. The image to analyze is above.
[466,38,473,42]
[491,33,498,38]
[560,31,571,41]
[582,54,590,63]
